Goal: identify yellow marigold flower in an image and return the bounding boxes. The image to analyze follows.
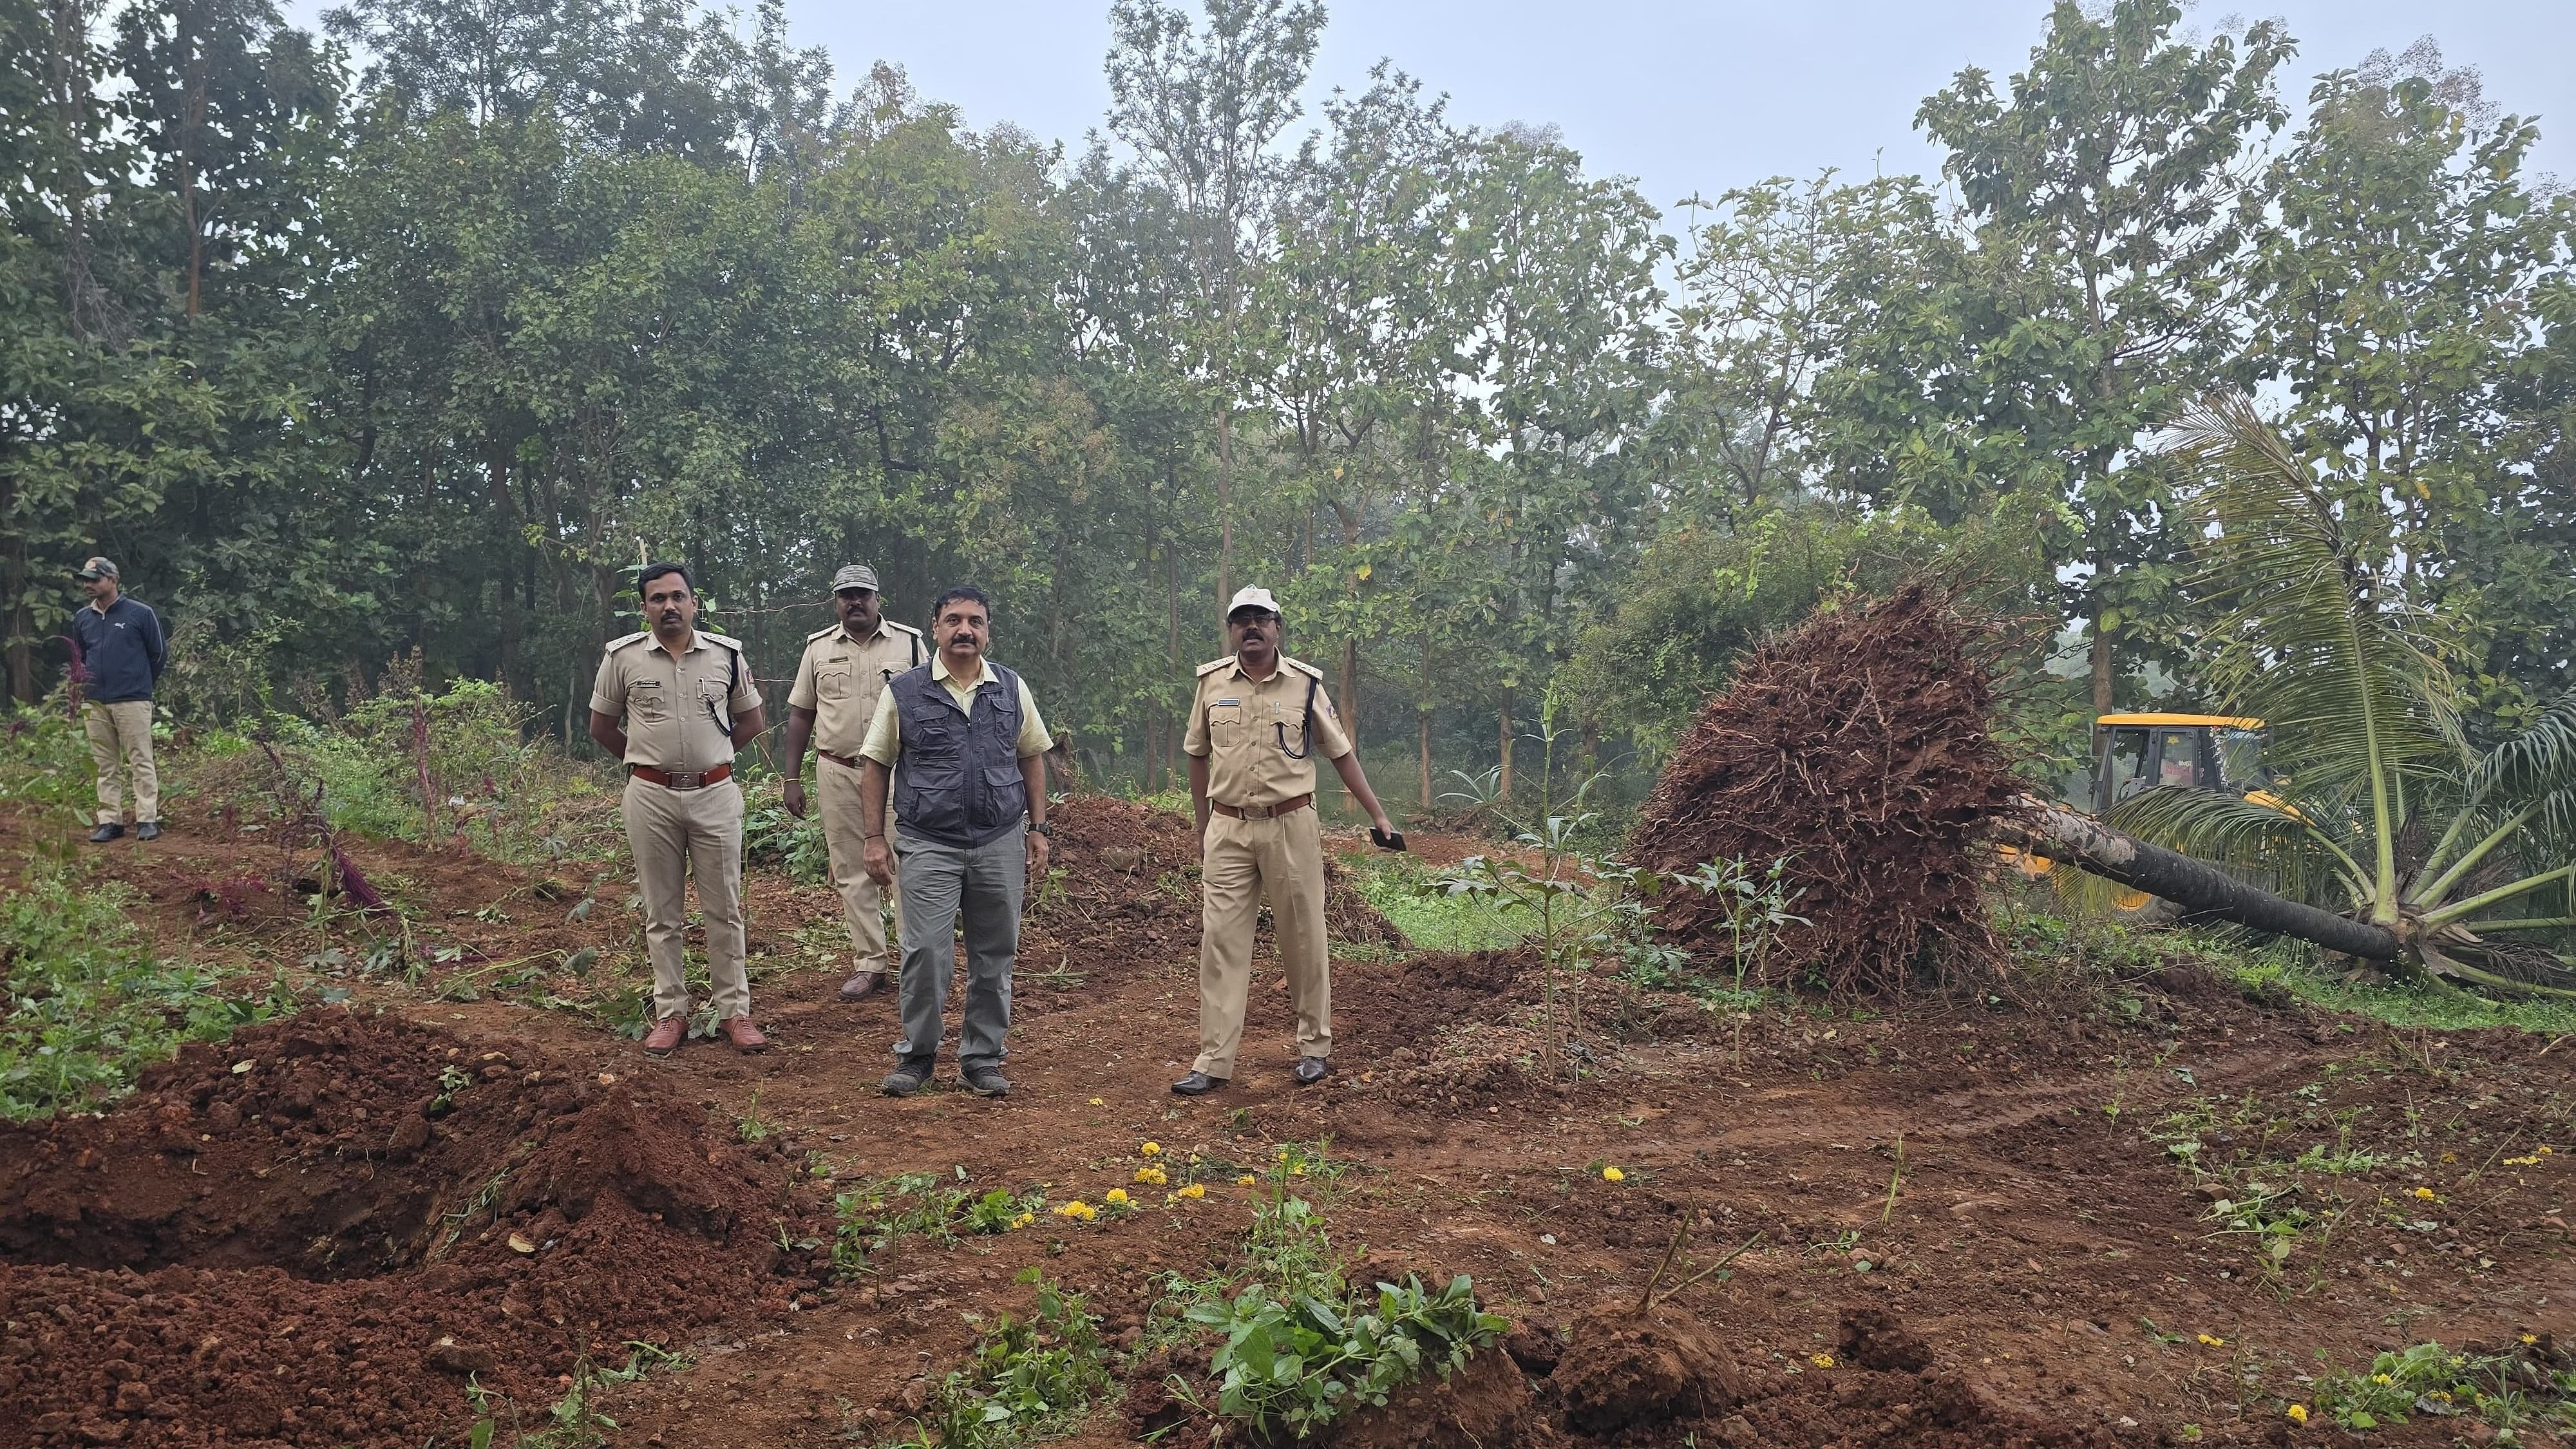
[1141,1141,1163,1157]
[2506,1155,2541,1166]
[1602,1166,1626,1183]
[2286,1404,2307,1425]
[2522,1332,2540,1345]
[1087,1097,1104,1106]
[1288,1163,1307,1177]
[2542,1144,2555,1155]
[1178,1182,1206,1199]
[1053,1200,1097,1221]
[1105,1188,1131,1206]
[1236,1174,1257,1186]
[1008,1211,1035,1230]
[1135,1165,1168,1185]
[1810,1354,1835,1368]
[2370,1373,2392,1386]
[2197,1334,2225,1348]
[1278,1146,1292,1160]
[2412,1186,2437,1200]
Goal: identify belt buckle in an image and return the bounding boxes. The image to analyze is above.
[1244,802,1274,820]
[667,770,705,790]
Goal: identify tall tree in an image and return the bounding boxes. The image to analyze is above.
[1919,0,2291,714]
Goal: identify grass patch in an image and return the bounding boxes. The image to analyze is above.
[886,1271,1112,1449]
[2228,956,2576,1036]
[2309,1340,2576,1436]
[831,1170,1041,1277]
[1342,853,1528,954]
[0,866,296,1118]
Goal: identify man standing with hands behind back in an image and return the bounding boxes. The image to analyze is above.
[858,586,1053,1099]
[70,557,167,844]
[782,564,924,1001]
[589,562,770,1056]
[1172,587,1401,1097]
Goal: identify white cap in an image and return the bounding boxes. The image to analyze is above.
[1227,586,1282,619]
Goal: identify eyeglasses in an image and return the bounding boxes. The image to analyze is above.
[1229,611,1278,625]
[836,589,876,601]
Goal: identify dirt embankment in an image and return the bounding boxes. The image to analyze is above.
[0,1011,830,1448]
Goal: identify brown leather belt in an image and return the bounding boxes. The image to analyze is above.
[817,748,865,770]
[630,764,732,790]
[1211,793,1312,820]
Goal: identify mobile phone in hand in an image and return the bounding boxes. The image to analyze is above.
[1369,826,1406,852]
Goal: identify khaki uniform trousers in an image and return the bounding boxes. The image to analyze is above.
[817,754,901,972]
[620,775,752,1021]
[1195,808,1331,1077]
[84,700,158,826]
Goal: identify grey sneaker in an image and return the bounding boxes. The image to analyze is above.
[882,1063,931,1097]
[963,1067,1010,1098]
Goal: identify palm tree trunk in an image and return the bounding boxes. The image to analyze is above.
[1999,801,2400,961]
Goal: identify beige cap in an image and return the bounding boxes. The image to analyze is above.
[1226,585,1281,619]
[830,563,880,593]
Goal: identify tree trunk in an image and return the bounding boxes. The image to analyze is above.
[1216,410,1235,606]
[2090,601,2114,715]
[1419,706,1432,810]
[1340,638,1357,748]
[1497,701,1515,801]
[1997,800,2399,960]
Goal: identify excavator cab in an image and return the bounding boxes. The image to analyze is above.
[2092,714,2271,814]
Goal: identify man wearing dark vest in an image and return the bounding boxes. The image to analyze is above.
[858,585,1053,1098]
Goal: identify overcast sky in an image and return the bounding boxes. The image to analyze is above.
[789,1,2567,213]
[285,1,2570,215]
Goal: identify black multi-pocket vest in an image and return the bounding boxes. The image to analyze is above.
[888,662,1028,849]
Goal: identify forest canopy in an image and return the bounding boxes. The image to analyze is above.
[5,0,2570,800]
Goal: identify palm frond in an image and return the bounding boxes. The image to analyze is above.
[2107,784,2369,911]
[2159,394,2470,913]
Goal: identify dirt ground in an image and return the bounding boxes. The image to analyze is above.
[5,792,2574,1448]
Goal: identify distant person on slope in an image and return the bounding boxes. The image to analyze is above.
[71,557,167,844]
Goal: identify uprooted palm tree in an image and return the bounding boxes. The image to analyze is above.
[2008,393,2576,999]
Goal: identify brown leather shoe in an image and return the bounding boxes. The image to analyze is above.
[838,971,885,1001]
[641,1014,688,1055]
[721,1016,771,1053]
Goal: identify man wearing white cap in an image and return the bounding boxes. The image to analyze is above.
[782,564,925,1000]
[1172,586,1402,1095]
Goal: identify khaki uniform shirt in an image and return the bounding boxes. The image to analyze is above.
[1184,654,1351,808]
[590,630,761,771]
[787,619,926,758]
[858,654,1053,765]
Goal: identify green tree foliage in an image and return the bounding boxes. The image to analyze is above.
[6,0,2570,819]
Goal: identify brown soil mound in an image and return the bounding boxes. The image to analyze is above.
[1020,795,1404,985]
[1549,1305,1744,1434]
[1327,1345,1549,1448]
[1630,581,2022,996]
[0,1010,829,1448]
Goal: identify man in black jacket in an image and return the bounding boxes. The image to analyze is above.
[70,558,167,842]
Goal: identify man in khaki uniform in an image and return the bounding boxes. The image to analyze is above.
[587,562,770,1056]
[1172,587,1401,1096]
[782,564,925,1001]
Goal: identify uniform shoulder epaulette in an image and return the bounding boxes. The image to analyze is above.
[1195,656,1237,678]
[1282,656,1326,681]
[884,620,924,639]
[603,630,651,653]
[700,631,746,652]
[804,623,840,643]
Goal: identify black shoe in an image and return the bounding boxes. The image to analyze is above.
[135,822,160,842]
[964,1067,1010,1098]
[1293,1056,1332,1086]
[882,1062,932,1097]
[1171,1071,1228,1096]
[88,824,123,844]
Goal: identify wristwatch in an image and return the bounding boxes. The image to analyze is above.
[1027,820,1052,838]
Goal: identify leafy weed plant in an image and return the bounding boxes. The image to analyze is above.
[887,1271,1112,1449]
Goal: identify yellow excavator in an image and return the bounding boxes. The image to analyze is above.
[2004,712,2280,915]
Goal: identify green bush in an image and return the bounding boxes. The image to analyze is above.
[0,869,294,1118]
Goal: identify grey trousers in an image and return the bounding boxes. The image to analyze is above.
[891,828,1025,1070]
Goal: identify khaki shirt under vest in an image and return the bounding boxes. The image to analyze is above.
[787,620,925,758]
[1184,654,1352,809]
[590,629,761,772]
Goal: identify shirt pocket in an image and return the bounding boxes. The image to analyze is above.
[817,667,851,702]
[627,681,668,724]
[1207,701,1244,746]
